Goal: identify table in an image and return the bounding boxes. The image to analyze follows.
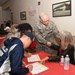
[23,51,75,75]
[0,35,5,44]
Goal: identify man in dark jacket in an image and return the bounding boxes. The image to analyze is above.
[0,31,34,75]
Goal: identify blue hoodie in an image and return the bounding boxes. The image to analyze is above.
[4,37,29,75]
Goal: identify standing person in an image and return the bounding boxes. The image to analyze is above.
[0,31,34,75]
[41,31,75,65]
[6,20,11,27]
[34,12,60,53]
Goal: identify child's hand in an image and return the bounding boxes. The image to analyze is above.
[24,52,32,57]
[27,52,32,57]
[27,65,33,71]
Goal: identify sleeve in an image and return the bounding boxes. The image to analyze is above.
[10,45,29,75]
[34,23,47,44]
[50,43,60,51]
[48,56,60,62]
[48,43,61,62]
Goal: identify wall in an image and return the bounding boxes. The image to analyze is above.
[1,0,11,25]
[2,10,11,24]
[2,0,11,10]
[10,0,75,35]
[11,0,39,29]
[48,0,75,36]
[0,6,3,25]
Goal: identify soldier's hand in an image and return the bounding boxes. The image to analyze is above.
[46,42,51,47]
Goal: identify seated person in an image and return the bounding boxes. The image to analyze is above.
[24,49,32,57]
[16,23,33,34]
[0,31,34,75]
[41,31,75,65]
[17,23,36,51]
[0,24,7,35]
[4,26,11,33]
[6,20,11,27]
[0,24,20,49]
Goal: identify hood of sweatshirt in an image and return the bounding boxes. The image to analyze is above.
[4,37,23,47]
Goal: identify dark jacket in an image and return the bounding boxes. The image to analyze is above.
[4,37,29,75]
[48,44,75,65]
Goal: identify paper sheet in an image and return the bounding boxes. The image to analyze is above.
[27,54,40,62]
[31,62,48,74]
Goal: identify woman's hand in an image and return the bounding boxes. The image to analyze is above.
[40,57,49,64]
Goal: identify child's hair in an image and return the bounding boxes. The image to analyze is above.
[24,48,30,53]
[16,23,33,33]
[11,24,18,34]
[60,31,73,49]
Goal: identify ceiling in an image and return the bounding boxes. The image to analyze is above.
[0,0,9,6]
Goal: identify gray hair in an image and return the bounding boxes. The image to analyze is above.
[60,31,73,49]
[60,31,73,43]
[39,12,48,19]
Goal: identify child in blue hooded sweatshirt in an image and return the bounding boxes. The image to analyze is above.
[0,31,34,75]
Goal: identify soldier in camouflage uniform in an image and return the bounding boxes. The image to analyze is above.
[34,12,60,54]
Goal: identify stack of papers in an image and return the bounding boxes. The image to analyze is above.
[27,54,41,62]
[31,62,48,74]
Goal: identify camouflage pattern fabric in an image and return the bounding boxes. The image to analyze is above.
[34,21,60,54]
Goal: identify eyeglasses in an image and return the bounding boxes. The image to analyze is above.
[41,19,49,24]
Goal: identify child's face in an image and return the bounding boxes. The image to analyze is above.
[24,51,32,57]
[23,37,32,49]
[27,30,31,32]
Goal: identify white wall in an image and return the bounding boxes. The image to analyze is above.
[10,0,75,35]
[2,10,11,24]
[11,0,39,28]
[48,0,75,36]
[1,0,11,25]
[0,6,3,25]
[2,0,11,10]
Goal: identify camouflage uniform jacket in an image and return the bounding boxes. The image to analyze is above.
[34,21,60,44]
[34,21,60,53]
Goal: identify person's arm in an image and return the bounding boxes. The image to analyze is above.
[50,43,60,51]
[48,56,60,62]
[40,55,60,64]
[10,45,31,75]
[34,23,47,44]
[49,44,74,63]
